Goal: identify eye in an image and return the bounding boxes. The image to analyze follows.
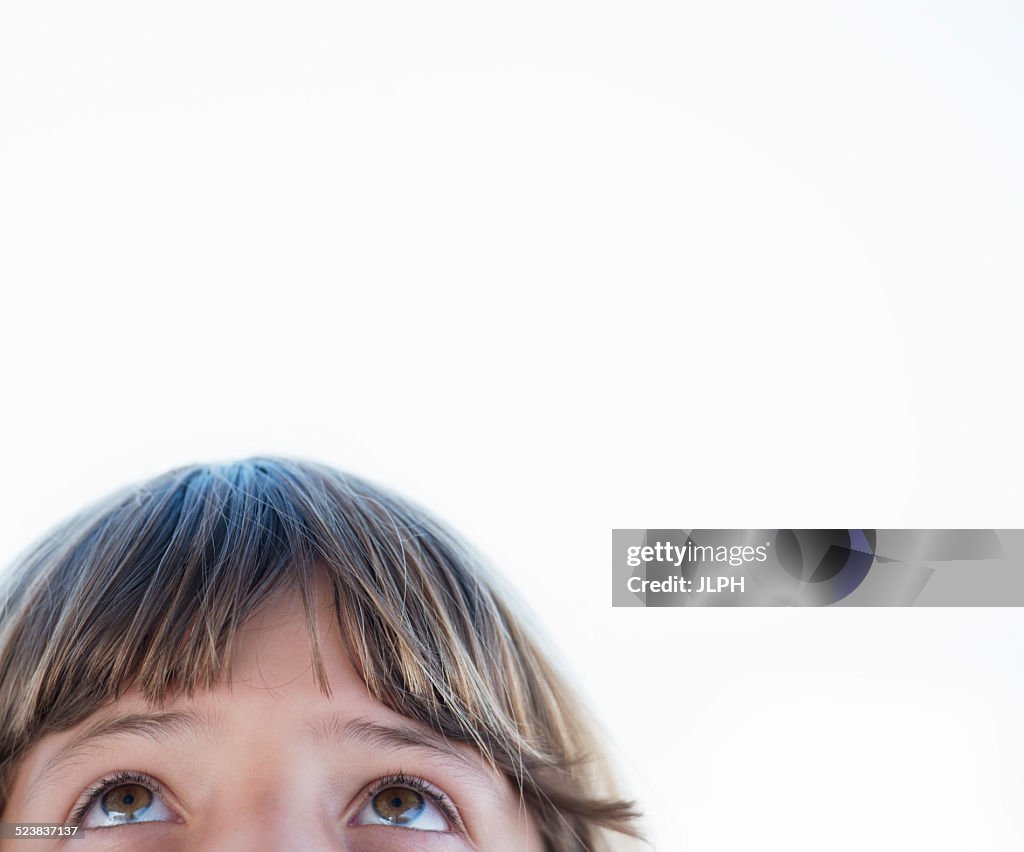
[72,771,177,828]
[350,775,459,832]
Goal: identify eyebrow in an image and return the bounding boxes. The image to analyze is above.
[306,715,494,785]
[25,710,215,805]
[25,710,494,806]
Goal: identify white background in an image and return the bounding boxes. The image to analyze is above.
[2,3,1023,850]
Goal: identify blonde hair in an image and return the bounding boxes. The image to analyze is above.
[0,458,640,850]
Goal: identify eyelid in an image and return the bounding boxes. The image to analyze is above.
[356,772,467,834]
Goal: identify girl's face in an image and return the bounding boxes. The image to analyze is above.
[1,588,544,851]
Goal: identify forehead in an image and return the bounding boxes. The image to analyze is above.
[221,577,352,692]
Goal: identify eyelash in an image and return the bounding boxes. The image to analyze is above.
[68,770,463,833]
[69,770,164,826]
[363,772,464,832]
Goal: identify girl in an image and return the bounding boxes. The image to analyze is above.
[0,458,641,850]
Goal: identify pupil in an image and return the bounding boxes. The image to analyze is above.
[391,797,403,808]
[123,794,135,805]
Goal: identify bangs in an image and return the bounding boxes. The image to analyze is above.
[0,457,640,850]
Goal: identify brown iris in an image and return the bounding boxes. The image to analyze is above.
[101,784,153,820]
[372,787,425,825]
